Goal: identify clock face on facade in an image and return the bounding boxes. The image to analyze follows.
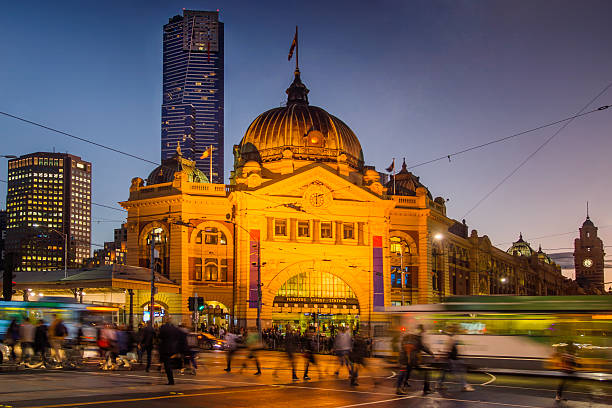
[583,258,593,268]
[303,182,331,209]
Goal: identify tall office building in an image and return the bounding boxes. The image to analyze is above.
[5,153,91,271]
[162,10,224,183]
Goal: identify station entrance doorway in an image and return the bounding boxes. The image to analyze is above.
[271,269,360,334]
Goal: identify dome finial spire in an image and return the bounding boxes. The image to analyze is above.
[286,26,309,105]
[586,201,590,220]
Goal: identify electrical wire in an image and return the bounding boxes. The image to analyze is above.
[406,104,610,170]
[462,83,612,219]
[92,202,127,212]
[0,111,159,166]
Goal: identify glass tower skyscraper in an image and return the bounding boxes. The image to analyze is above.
[162,10,224,183]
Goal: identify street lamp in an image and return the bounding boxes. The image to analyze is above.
[33,223,68,278]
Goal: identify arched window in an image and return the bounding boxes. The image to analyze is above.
[277,270,356,299]
[196,227,228,246]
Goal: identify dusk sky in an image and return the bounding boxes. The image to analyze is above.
[1,0,610,286]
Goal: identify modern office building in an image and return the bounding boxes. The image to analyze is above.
[162,10,224,183]
[5,153,91,271]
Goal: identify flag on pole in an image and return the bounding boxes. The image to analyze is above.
[385,158,395,173]
[200,146,213,159]
[288,27,298,61]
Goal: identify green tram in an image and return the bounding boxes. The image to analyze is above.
[374,296,612,372]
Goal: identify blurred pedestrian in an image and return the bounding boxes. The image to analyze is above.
[285,328,299,381]
[302,328,317,380]
[48,314,67,364]
[224,330,239,372]
[556,341,578,401]
[138,323,155,372]
[158,317,181,385]
[402,325,435,395]
[245,329,262,375]
[333,326,352,377]
[6,319,20,361]
[436,327,474,392]
[34,319,49,366]
[19,318,36,363]
[349,334,368,386]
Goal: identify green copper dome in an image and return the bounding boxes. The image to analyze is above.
[507,233,534,257]
[146,154,209,185]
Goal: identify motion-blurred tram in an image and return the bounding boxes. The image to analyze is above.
[0,299,118,341]
[374,296,612,372]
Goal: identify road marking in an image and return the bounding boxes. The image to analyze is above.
[278,384,399,397]
[334,396,415,408]
[481,372,496,385]
[17,387,269,408]
[386,371,396,379]
[421,395,544,408]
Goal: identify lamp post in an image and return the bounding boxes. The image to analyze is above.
[33,224,68,278]
[433,233,444,302]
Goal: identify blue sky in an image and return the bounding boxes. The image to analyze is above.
[1,0,611,285]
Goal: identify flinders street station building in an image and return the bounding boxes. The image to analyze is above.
[119,69,583,332]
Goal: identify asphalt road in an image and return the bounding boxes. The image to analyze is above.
[0,351,610,408]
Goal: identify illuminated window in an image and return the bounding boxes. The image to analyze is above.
[194,259,202,281]
[298,221,310,238]
[205,260,218,281]
[390,237,403,254]
[343,223,355,240]
[277,270,356,299]
[275,219,287,236]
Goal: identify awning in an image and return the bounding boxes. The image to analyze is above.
[2,264,180,294]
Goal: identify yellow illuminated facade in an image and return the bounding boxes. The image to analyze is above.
[120,69,577,332]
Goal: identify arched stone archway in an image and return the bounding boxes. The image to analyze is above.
[261,260,369,333]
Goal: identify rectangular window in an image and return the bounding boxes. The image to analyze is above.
[194,259,202,280]
[343,223,355,240]
[274,219,287,236]
[205,262,218,281]
[320,222,332,239]
[205,232,218,245]
[298,221,310,237]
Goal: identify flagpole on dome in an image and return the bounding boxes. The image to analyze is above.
[385,158,396,195]
[209,144,213,183]
[288,26,299,72]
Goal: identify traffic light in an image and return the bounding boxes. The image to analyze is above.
[188,296,196,311]
[3,252,19,301]
[197,297,205,311]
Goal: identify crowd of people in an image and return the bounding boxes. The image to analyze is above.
[1,317,581,401]
[2,314,70,366]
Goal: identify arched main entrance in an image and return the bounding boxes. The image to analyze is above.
[271,270,360,333]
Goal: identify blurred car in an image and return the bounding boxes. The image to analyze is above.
[194,332,226,350]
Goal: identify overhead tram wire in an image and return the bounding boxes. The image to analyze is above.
[494,224,612,247]
[0,111,159,166]
[406,104,610,170]
[462,82,612,219]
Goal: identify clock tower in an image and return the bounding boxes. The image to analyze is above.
[573,211,605,291]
